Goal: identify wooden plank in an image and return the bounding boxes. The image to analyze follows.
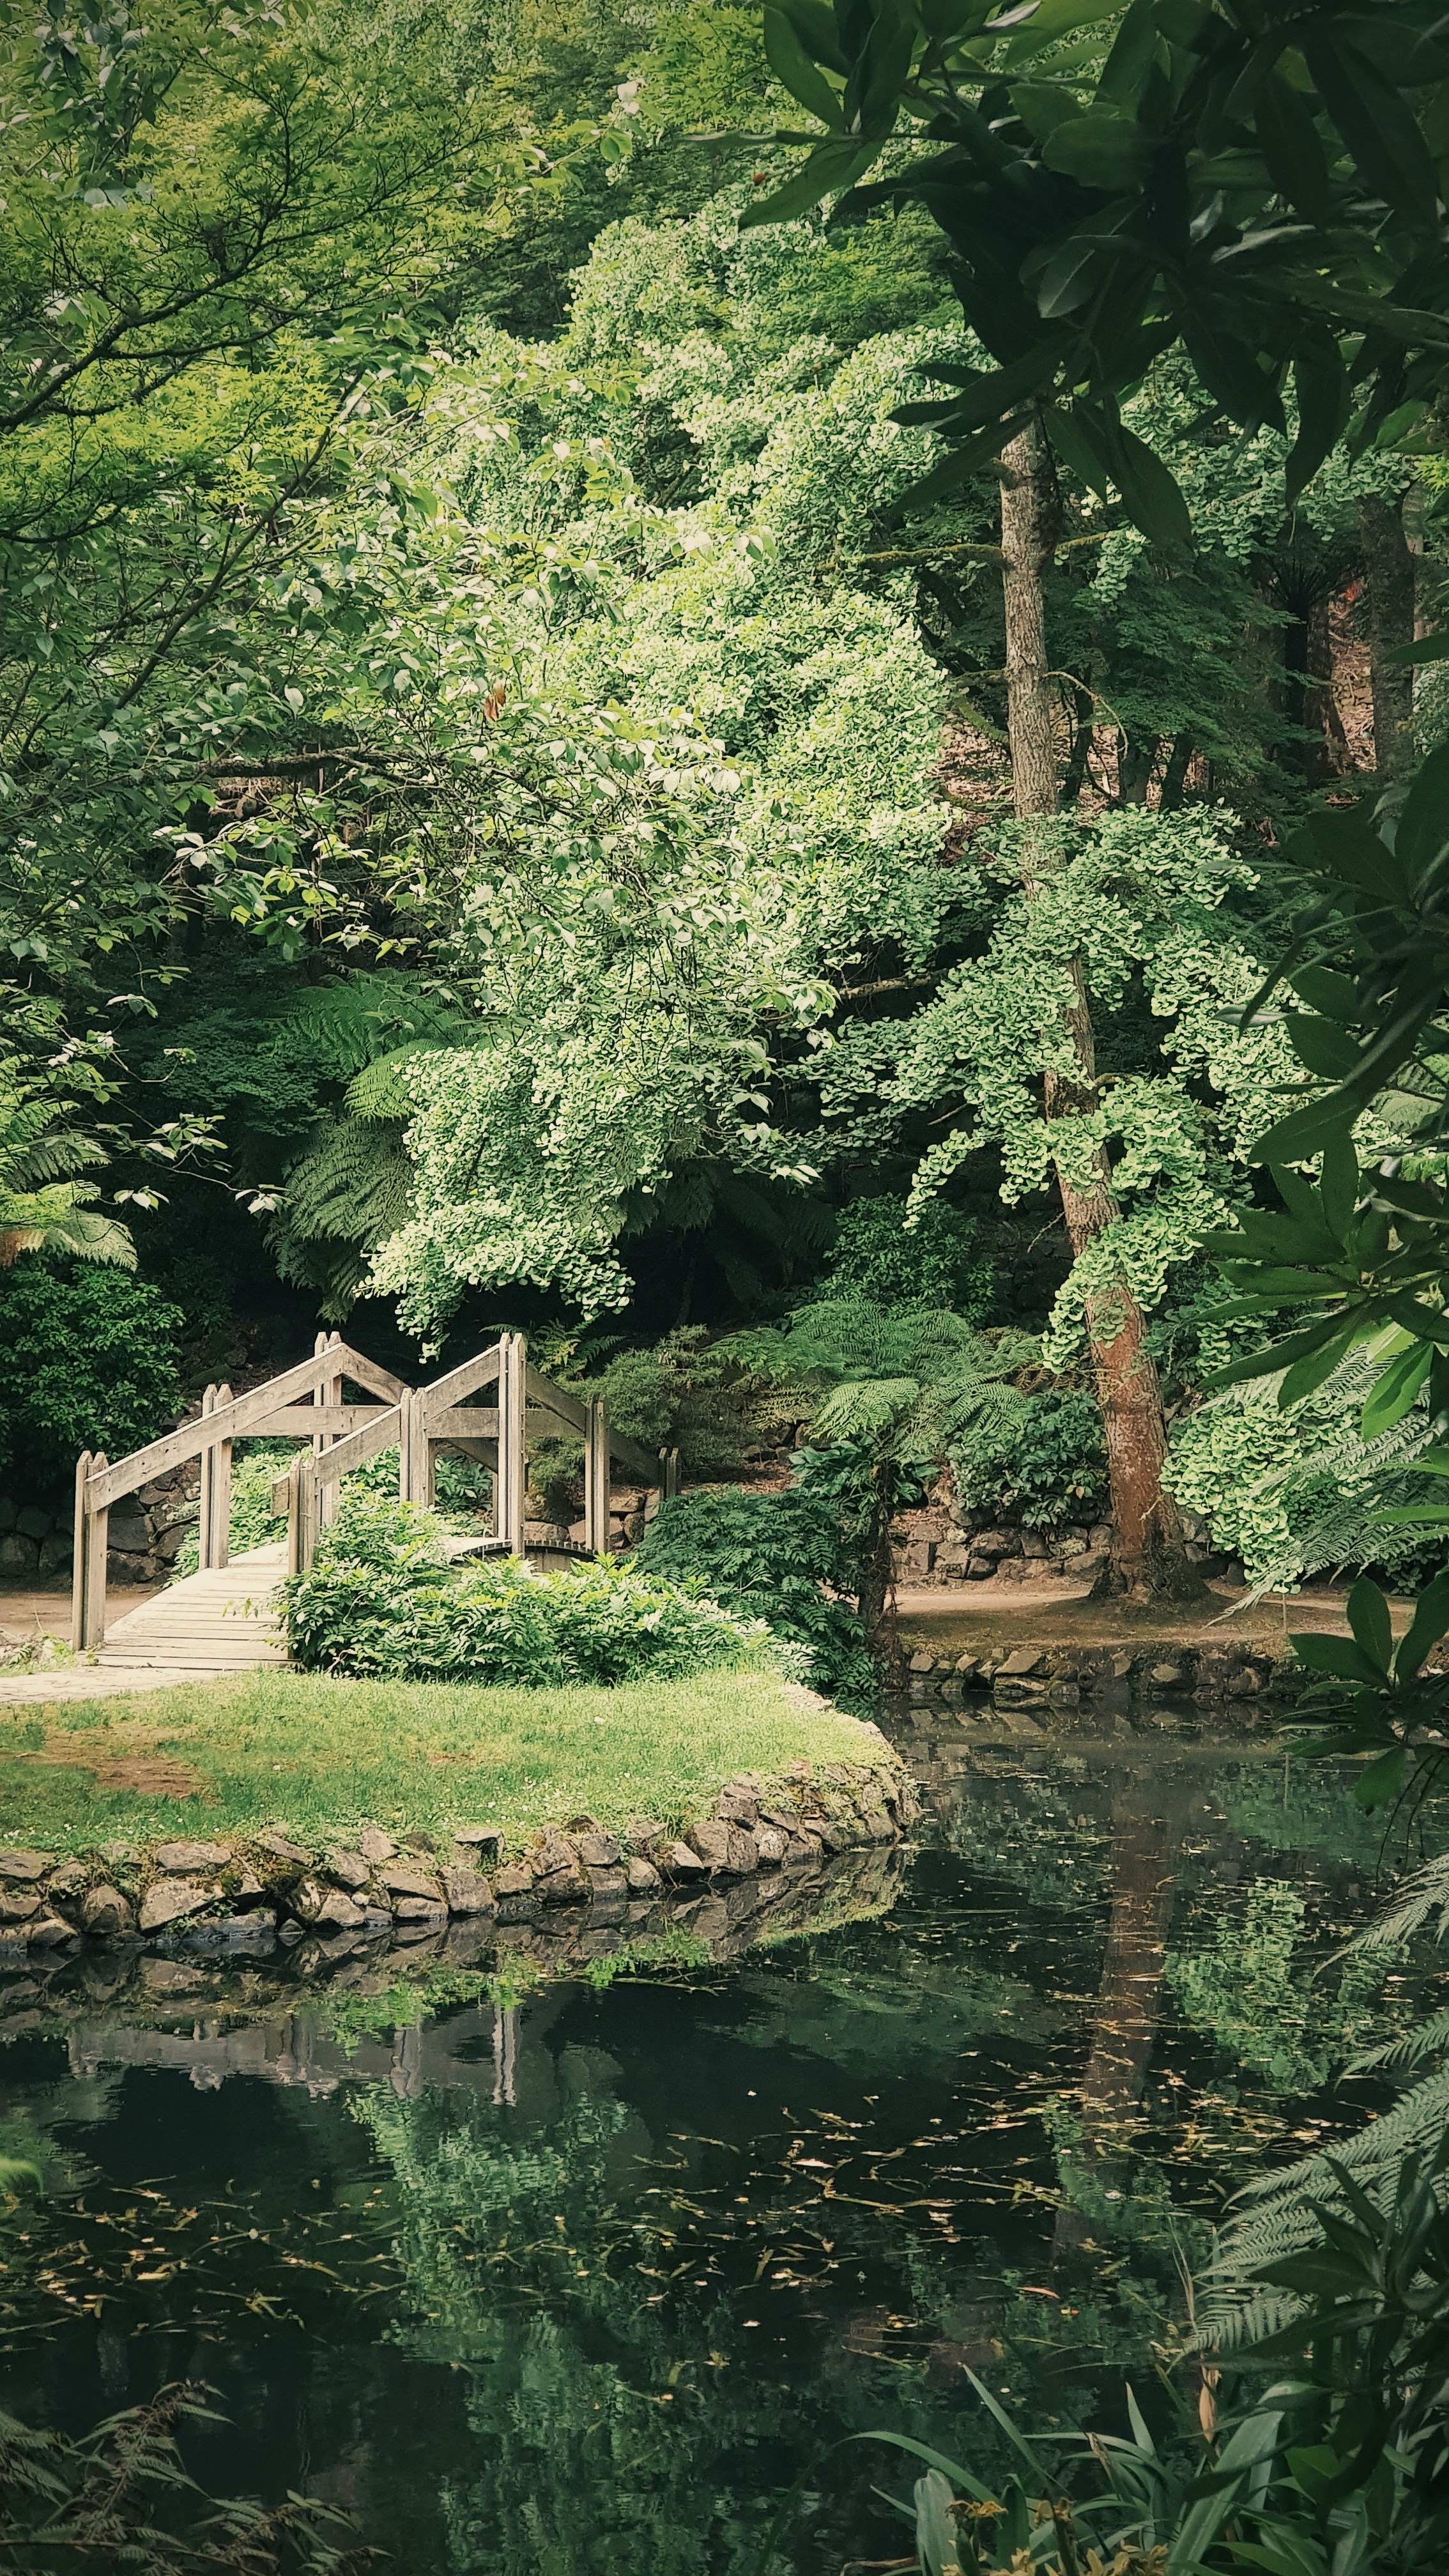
[584,1398,609,1554]
[607,1425,661,1483]
[88,1351,386,1508]
[248,1405,401,1436]
[525,1365,588,1434]
[326,1343,410,1405]
[309,1402,403,1489]
[427,1406,500,1441]
[420,1340,504,1417]
[495,1335,526,1552]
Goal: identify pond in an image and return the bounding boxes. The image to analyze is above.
[1,1708,1441,2572]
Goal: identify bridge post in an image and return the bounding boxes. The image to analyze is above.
[494,1333,526,1555]
[198,1383,234,1570]
[314,1330,344,1528]
[72,1451,109,1651]
[397,1388,433,1507]
[584,1399,610,1554]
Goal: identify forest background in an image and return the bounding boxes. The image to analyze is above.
[4,0,1444,1616]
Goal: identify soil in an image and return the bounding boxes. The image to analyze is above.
[893,1575,1412,1657]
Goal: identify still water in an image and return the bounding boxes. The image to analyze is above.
[0,1711,1438,2569]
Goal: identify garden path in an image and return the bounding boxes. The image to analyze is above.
[0,1545,286,1705]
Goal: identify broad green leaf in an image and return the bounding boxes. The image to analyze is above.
[1305,34,1439,227]
[1043,399,1112,493]
[1002,0,1124,65]
[1395,736,1449,885]
[1204,1315,1347,1390]
[739,139,878,229]
[1279,1321,1360,1406]
[1103,418,1192,549]
[1169,2408,1284,2573]
[763,12,846,126]
[1288,965,1360,1023]
[1255,70,1330,222]
[1287,329,1349,499]
[1010,77,1086,141]
[1177,293,1286,431]
[1289,1631,1388,1684]
[883,409,1034,518]
[1355,1745,1407,1811]
[1346,1573,1392,1673]
[1318,1130,1358,1242]
[1284,1013,1360,1079]
[1387,631,1449,666]
[1359,1340,1432,1439]
[903,342,1062,433]
[914,2470,960,2576]
[852,2430,997,2505]
[1043,109,1153,188]
[772,0,849,73]
[1393,1563,1449,1678]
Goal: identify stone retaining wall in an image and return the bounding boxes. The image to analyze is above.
[896,1637,1298,1710]
[0,1754,916,1961]
[0,1463,201,1590]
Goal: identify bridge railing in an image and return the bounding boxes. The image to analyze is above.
[73,1332,682,1648]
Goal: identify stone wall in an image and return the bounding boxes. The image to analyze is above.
[891,1495,1231,1588]
[0,1463,200,1590]
[896,1636,1296,1711]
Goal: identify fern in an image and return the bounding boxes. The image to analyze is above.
[1343,1853,1449,1952]
[1349,2002,1449,2076]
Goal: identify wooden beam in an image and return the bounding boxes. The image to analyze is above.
[584,1397,609,1554]
[427,1406,501,1441]
[525,1365,588,1434]
[310,1401,404,1490]
[608,1426,663,1482]
[87,1349,410,1508]
[324,1343,410,1404]
[420,1340,505,1416]
[494,1334,526,1553]
[244,1404,402,1437]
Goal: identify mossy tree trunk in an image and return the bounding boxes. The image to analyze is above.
[1000,422,1203,1602]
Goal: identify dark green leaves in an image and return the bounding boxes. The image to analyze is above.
[763,11,846,127]
[739,137,880,227]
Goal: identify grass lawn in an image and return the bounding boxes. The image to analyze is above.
[0,1668,888,1856]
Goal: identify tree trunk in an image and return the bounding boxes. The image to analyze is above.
[1052,1792,1175,2272]
[1001,422,1203,1602]
[1359,490,1416,777]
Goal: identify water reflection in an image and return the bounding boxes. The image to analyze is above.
[0,1714,1441,2572]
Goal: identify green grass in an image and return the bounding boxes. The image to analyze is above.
[0,1668,885,1855]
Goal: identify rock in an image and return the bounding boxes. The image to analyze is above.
[0,1535,38,1575]
[625,1856,661,1894]
[139,1877,218,1933]
[255,1830,310,1865]
[908,1650,936,1675]
[454,1827,503,1857]
[687,1820,733,1872]
[659,1841,709,1878]
[576,1830,620,1868]
[755,1827,787,1864]
[442,1867,495,1914]
[531,1834,579,1878]
[1148,1663,1184,1687]
[290,1879,364,1930]
[0,1499,14,1531]
[714,1788,758,1828]
[323,1849,370,1889]
[361,1908,393,1935]
[378,1864,443,1901]
[494,1864,534,1899]
[393,1897,447,1926]
[998,1649,1043,1676]
[26,1915,73,1947]
[1073,1549,1109,1581]
[535,1864,587,1905]
[626,1818,666,1848]
[154,1839,229,1874]
[588,1867,627,1901]
[47,1861,86,1895]
[37,1533,73,1579]
[358,1827,396,1864]
[218,1915,276,1954]
[727,1827,759,1874]
[81,1884,132,1936]
[0,1850,49,1883]
[236,1869,264,1897]
[0,1894,40,1922]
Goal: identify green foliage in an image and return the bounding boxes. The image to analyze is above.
[1165,1877,1390,2094]
[631,1482,873,1701]
[951,1386,1105,1531]
[822,1193,995,1321]
[578,1327,789,1476]
[0,1263,181,1491]
[279,1491,758,1686]
[0,2380,365,2572]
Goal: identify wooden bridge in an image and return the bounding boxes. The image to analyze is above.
[71,1333,679,1657]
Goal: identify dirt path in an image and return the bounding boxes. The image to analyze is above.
[893,1577,1408,1657]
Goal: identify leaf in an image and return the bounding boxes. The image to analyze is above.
[1203,1316,1347,1391]
[1287,328,1350,500]
[1284,1013,1361,1079]
[1387,631,1449,667]
[883,410,1034,519]
[1288,965,1360,1023]
[1043,399,1112,494]
[915,2470,962,2576]
[1304,34,1439,227]
[898,342,1062,434]
[852,2430,997,2506]
[1356,1745,1407,1811]
[1359,1339,1432,1439]
[1176,293,1285,431]
[1395,737,1449,885]
[1168,2407,1284,2573]
[1318,1130,1358,1242]
[739,137,878,227]
[773,0,849,73]
[763,12,845,127]
[1289,1631,1388,1685]
[1002,0,1124,66]
[1279,1320,1361,1406]
[1255,70,1330,224]
[1042,109,1153,188]
[1102,417,1192,549]
[1345,1573,1393,1675]
[1393,1564,1449,1679]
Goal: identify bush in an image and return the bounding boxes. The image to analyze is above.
[279,1493,758,1686]
[951,1388,1106,1530]
[631,1484,877,1708]
[822,1195,995,1322]
[172,1443,492,1580]
[0,1264,183,1493]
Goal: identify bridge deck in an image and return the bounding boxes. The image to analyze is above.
[93,1544,289,1674]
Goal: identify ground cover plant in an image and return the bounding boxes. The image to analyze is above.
[0,1666,873,1857]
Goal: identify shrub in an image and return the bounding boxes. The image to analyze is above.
[278,1492,758,1686]
[172,1443,492,1580]
[631,1483,876,1708]
[821,1194,995,1322]
[0,1264,183,1493]
[951,1388,1106,1530]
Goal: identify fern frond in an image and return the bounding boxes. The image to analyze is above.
[277,1115,412,1249]
[345,1041,459,1122]
[282,973,473,1081]
[1343,1854,1449,1954]
[1348,2001,1449,2076]
[1213,2060,1449,2284]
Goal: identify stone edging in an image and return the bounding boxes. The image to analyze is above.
[0,1755,916,1960]
[898,1639,1301,1708]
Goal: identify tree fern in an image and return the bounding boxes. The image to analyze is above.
[0,1068,134,1268]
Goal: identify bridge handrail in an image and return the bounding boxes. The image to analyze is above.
[82,1342,408,1512]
